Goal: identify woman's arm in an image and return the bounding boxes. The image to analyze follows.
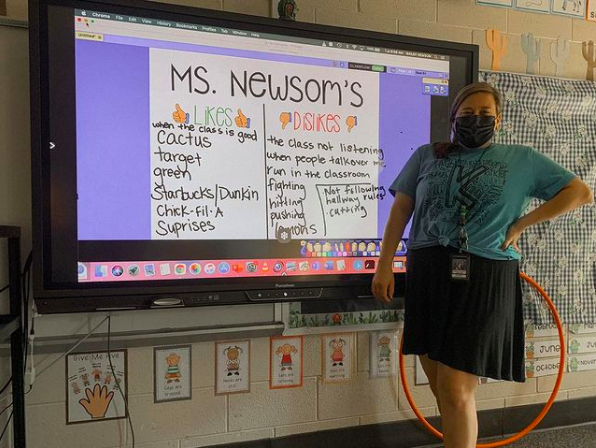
[501,177,594,252]
[372,193,414,303]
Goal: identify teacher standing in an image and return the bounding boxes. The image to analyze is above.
[372,82,593,448]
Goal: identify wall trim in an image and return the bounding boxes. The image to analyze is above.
[205,396,596,448]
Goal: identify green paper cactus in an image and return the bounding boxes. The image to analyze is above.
[551,37,569,78]
[582,41,596,81]
[521,33,541,75]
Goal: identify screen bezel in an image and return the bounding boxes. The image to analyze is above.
[30,0,479,309]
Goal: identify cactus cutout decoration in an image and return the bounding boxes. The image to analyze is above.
[521,33,541,75]
[551,37,570,78]
[486,29,506,71]
[583,41,596,82]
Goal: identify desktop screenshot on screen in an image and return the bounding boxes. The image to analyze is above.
[73,9,449,283]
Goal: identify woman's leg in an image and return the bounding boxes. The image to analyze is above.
[436,362,478,448]
[418,355,441,414]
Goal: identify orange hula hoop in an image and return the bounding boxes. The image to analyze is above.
[398,272,565,448]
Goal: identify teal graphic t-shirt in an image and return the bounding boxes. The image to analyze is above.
[389,143,577,260]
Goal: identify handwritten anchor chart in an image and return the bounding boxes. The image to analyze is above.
[149,48,387,242]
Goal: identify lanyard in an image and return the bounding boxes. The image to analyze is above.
[459,206,468,253]
[454,145,489,252]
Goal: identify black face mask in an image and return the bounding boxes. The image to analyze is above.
[454,115,496,149]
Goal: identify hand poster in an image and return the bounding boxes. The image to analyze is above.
[66,351,127,424]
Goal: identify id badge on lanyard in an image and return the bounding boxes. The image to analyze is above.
[450,205,470,282]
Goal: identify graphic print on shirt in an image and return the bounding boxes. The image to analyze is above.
[426,157,508,227]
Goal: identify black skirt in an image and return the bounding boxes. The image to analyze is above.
[402,245,525,382]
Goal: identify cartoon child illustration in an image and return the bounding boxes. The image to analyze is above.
[313,242,322,253]
[92,367,102,382]
[569,357,579,372]
[276,344,298,371]
[165,353,182,383]
[329,338,347,367]
[81,373,91,387]
[104,373,112,386]
[322,242,332,253]
[224,346,243,376]
[378,336,392,362]
[366,242,376,253]
[306,242,314,253]
[358,242,367,253]
[570,339,581,354]
[351,242,358,253]
[72,382,81,395]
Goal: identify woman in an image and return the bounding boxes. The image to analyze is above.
[372,82,593,448]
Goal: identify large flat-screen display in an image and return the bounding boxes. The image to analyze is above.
[30,0,478,313]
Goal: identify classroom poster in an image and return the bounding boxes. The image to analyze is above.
[154,345,192,403]
[477,0,514,7]
[551,0,586,17]
[322,333,353,383]
[569,323,596,334]
[588,0,596,20]
[525,357,561,378]
[568,335,596,354]
[270,336,303,389]
[525,339,563,359]
[514,0,552,13]
[66,351,127,424]
[215,341,251,395]
[369,331,398,378]
[525,323,561,338]
[568,353,596,371]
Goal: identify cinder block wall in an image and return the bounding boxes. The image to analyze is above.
[1,1,596,447]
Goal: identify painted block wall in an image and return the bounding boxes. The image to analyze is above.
[1,1,596,447]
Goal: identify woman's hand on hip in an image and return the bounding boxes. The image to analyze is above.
[372,265,395,304]
[500,221,523,253]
